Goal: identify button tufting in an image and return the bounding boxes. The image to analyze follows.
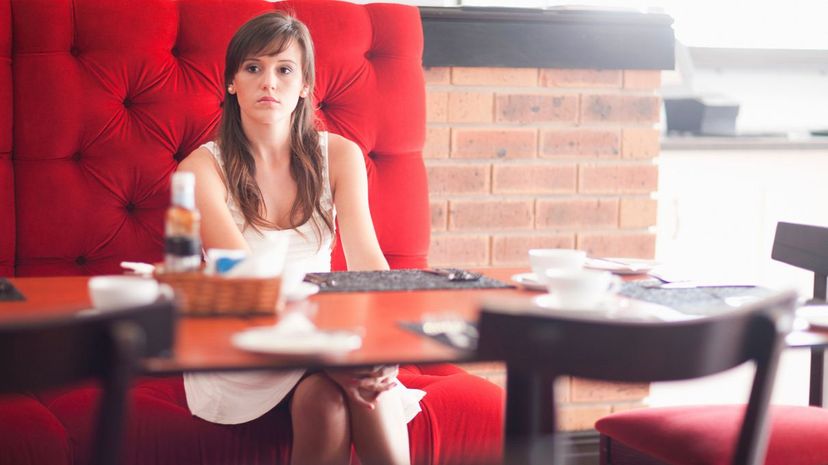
[70,46,80,57]
[125,203,136,213]
[364,51,374,59]
[171,46,179,57]
[319,101,328,110]
[72,152,82,162]
[173,152,185,162]
[75,256,86,266]
[123,98,132,108]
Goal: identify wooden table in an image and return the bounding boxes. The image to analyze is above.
[3,270,828,376]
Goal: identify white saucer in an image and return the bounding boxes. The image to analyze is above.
[796,306,828,329]
[511,272,546,291]
[232,325,362,355]
[284,282,320,302]
[533,294,611,314]
[532,294,697,322]
[585,257,659,275]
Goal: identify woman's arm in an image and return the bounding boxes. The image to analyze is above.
[327,134,389,271]
[177,148,250,252]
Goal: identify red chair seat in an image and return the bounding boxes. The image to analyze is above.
[43,370,502,465]
[596,405,828,465]
[0,395,71,465]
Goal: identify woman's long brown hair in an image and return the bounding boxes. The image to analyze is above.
[218,12,334,243]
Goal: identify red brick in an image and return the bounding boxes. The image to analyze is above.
[426,164,490,195]
[449,199,533,231]
[460,362,507,388]
[426,91,448,122]
[581,94,660,124]
[559,405,612,431]
[448,91,494,123]
[451,128,537,159]
[452,67,538,86]
[540,129,620,158]
[620,197,657,229]
[570,378,649,403]
[423,66,451,85]
[540,69,622,88]
[430,200,447,231]
[579,164,658,194]
[429,234,490,267]
[491,234,575,266]
[495,94,579,124]
[492,164,577,194]
[622,128,661,159]
[536,198,619,229]
[624,70,662,89]
[577,232,656,259]
[424,127,450,159]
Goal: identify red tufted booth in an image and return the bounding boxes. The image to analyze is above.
[0,0,504,464]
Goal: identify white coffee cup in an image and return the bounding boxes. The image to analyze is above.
[88,275,160,310]
[529,249,586,281]
[543,269,622,310]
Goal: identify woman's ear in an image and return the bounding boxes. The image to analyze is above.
[300,86,309,98]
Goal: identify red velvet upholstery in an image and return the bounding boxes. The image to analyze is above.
[5,0,429,277]
[2,1,502,464]
[596,405,828,465]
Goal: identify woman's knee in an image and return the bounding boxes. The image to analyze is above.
[291,373,348,421]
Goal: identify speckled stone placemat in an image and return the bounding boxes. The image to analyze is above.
[620,280,773,316]
[0,278,25,302]
[305,269,513,293]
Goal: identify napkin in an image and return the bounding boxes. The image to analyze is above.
[225,236,289,278]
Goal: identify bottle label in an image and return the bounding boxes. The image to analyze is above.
[165,236,201,256]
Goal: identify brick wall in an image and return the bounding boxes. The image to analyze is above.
[425,67,661,268]
[426,66,662,431]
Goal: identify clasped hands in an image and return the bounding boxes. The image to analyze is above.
[326,364,398,410]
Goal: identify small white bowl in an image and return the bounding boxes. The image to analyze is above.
[88,275,160,310]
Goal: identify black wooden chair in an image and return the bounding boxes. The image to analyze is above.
[477,290,797,465]
[0,299,176,465]
[771,221,828,406]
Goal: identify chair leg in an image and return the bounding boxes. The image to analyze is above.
[503,367,558,465]
[93,323,143,465]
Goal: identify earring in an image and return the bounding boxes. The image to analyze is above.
[227,85,235,94]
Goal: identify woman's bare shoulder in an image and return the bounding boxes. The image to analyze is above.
[177,146,227,194]
[326,133,364,167]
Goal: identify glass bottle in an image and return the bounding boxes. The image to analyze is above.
[165,172,202,273]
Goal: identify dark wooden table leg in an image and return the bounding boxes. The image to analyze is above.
[811,273,827,407]
[504,366,558,465]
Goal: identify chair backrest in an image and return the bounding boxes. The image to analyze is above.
[477,290,797,465]
[0,299,176,465]
[0,0,429,277]
[772,221,828,301]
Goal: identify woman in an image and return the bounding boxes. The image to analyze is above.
[177,12,422,465]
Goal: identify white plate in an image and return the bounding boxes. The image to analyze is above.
[796,306,828,329]
[284,282,320,302]
[511,272,546,291]
[585,257,659,275]
[532,294,697,322]
[232,326,362,355]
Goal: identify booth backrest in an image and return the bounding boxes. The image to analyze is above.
[0,0,429,277]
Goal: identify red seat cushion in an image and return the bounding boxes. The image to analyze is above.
[0,395,71,465]
[596,405,828,465]
[46,373,503,465]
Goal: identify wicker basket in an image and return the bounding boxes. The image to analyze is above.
[155,270,282,316]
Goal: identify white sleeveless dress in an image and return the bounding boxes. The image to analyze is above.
[184,133,425,425]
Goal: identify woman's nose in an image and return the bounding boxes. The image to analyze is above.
[261,73,277,90]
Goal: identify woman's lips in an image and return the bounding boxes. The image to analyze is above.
[257,96,279,104]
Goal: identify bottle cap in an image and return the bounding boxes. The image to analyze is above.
[171,172,196,209]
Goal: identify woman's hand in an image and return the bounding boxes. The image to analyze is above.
[326,365,399,410]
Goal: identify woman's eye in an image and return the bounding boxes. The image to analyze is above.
[279,66,293,74]
[245,64,260,73]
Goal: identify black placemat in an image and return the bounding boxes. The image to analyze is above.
[0,278,25,301]
[620,280,774,316]
[305,269,513,293]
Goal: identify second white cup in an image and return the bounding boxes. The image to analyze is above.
[543,269,622,310]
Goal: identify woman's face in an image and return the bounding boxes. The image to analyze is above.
[230,39,308,127]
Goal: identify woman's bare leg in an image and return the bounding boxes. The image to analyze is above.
[290,373,352,465]
[347,387,411,465]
